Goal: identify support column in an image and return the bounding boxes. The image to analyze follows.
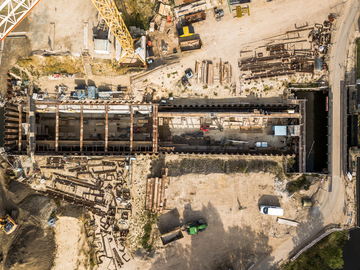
[105,105,108,152]
[80,105,83,152]
[18,104,22,151]
[55,105,59,152]
[130,105,133,152]
[152,104,158,153]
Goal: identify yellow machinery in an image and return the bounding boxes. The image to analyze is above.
[91,0,146,65]
[177,26,195,38]
[236,5,250,18]
[0,214,17,235]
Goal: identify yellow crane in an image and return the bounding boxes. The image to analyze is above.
[91,0,146,65]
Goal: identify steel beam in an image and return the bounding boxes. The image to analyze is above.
[0,0,41,41]
[55,105,59,151]
[80,105,83,151]
[157,112,301,118]
[130,105,133,152]
[152,104,158,153]
[18,104,22,151]
[105,104,108,152]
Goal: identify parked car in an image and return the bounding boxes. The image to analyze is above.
[259,205,283,216]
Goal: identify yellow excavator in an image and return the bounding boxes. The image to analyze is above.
[0,214,17,235]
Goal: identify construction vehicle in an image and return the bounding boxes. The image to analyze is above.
[185,68,194,79]
[200,125,210,132]
[177,26,195,38]
[160,227,184,245]
[186,219,208,235]
[181,76,191,87]
[0,213,18,234]
[214,8,224,21]
[236,5,250,18]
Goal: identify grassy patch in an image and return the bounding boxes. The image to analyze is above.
[287,174,310,193]
[141,211,157,250]
[10,67,29,80]
[284,231,347,270]
[16,55,83,76]
[167,158,285,179]
[90,58,128,76]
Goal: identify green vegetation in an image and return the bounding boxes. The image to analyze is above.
[10,67,29,81]
[357,38,360,79]
[287,174,310,193]
[141,211,157,250]
[263,85,274,92]
[17,56,83,76]
[284,231,348,270]
[167,158,286,179]
[53,198,61,207]
[50,211,57,219]
[115,0,156,31]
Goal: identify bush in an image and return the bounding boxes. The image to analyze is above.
[284,231,347,270]
[287,174,310,193]
[141,211,157,250]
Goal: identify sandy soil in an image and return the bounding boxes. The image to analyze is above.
[52,217,82,270]
[99,154,326,270]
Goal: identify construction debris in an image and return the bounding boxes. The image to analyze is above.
[239,22,332,80]
[277,218,300,227]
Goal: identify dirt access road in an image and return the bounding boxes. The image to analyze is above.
[256,0,360,269]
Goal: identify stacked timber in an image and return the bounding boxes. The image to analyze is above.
[145,169,168,214]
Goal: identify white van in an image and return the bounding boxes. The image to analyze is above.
[260,205,283,216]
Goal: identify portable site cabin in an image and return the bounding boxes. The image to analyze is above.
[177,26,195,37]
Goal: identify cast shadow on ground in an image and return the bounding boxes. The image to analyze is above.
[150,203,275,270]
[290,205,325,251]
[258,195,280,208]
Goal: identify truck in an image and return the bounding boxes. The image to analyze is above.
[160,227,184,245]
[186,219,208,235]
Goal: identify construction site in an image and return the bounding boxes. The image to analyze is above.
[0,0,355,269]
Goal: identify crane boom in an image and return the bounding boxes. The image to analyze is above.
[0,0,41,42]
[91,0,134,54]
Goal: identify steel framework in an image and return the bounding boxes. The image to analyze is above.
[91,0,141,63]
[0,0,41,41]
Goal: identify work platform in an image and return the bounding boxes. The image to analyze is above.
[3,99,307,172]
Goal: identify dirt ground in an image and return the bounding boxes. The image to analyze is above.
[0,160,57,270]
[98,154,329,270]
[52,217,82,270]
[2,0,346,101]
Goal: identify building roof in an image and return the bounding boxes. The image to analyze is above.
[273,125,287,136]
[94,39,111,54]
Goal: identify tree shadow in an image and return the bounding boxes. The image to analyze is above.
[290,207,325,252]
[151,202,274,270]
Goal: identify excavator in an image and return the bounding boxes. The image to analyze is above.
[0,213,17,235]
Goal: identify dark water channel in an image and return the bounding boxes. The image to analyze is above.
[295,91,328,172]
[342,228,360,270]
